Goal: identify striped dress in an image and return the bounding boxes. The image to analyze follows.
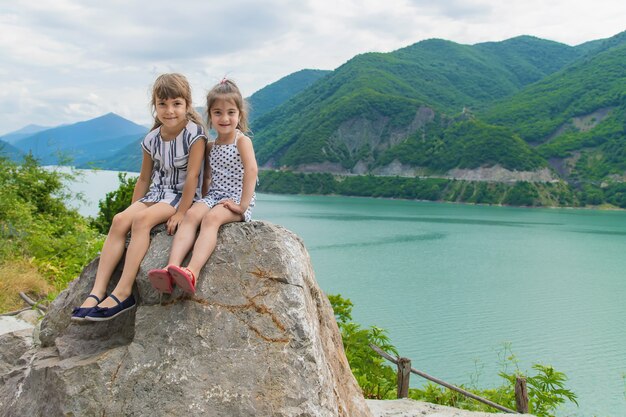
[139,121,207,207]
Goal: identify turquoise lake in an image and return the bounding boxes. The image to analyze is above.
[67,168,626,417]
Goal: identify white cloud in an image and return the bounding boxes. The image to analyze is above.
[0,0,624,134]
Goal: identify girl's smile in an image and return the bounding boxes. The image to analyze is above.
[156,97,188,138]
[210,98,240,140]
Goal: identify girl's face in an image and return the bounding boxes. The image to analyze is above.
[210,98,240,139]
[155,96,187,137]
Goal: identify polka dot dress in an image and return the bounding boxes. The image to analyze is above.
[201,130,255,221]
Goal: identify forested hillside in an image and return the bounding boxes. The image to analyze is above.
[482,40,626,186]
[251,35,587,172]
[249,30,625,208]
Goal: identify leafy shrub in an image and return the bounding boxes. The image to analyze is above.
[0,155,103,299]
[327,294,398,399]
[91,173,137,233]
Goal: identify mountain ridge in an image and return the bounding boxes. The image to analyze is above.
[247,30,625,189]
[14,112,147,166]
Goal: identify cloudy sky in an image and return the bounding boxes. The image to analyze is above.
[1,0,624,135]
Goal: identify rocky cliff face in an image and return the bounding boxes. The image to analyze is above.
[0,222,371,417]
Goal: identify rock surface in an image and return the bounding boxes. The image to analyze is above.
[0,328,34,377]
[0,221,372,417]
[367,399,532,417]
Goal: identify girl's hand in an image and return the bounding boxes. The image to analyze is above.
[219,200,245,215]
[166,211,185,235]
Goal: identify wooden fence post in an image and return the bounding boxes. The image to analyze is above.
[515,376,529,413]
[369,343,517,413]
[396,357,411,398]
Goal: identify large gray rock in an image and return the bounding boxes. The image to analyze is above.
[0,328,34,377]
[0,221,372,417]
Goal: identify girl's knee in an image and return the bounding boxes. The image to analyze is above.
[183,208,205,226]
[131,212,155,232]
[201,212,220,229]
[110,212,131,234]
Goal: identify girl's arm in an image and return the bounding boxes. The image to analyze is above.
[166,138,206,234]
[221,135,258,215]
[238,135,258,211]
[132,150,153,203]
[202,142,213,196]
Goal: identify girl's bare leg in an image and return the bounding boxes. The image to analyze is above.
[98,202,176,308]
[80,202,149,308]
[167,202,209,266]
[185,205,242,279]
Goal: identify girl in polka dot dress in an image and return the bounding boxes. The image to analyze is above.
[148,79,258,294]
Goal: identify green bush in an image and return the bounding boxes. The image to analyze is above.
[0,155,103,291]
[91,173,137,233]
[327,294,398,399]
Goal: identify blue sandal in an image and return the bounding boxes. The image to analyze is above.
[71,294,103,322]
[84,294,136,322]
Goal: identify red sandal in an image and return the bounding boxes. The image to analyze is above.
[147,268,173,294]
[167,265,196,294]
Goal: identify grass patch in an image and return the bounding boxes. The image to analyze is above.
[0,258,53,313]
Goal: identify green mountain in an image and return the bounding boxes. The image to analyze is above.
[251,36,586,173]
[472,36,583,86]
[482,33,626,184]
[14,113,146,166]
[248,69,331,122]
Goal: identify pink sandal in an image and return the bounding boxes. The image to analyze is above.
[147,268,173,294]
[167,265,196,294]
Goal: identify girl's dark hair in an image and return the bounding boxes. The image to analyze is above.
[150,73,203,130]
[206,78,250,134]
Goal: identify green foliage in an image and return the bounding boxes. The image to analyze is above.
[603,182,626,208]
[377,118,545,172]
[409,382,514,412]
[0,155,103,290]
[484,43,626,143]
[498,364,578,416]
[257,170,581,207]
[91,173,137,233]
[328,294,399,399]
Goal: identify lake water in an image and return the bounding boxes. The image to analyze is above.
[65,168,626,417]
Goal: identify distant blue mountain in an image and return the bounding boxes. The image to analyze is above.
[0,139,24,161]
[0,124,50,144]
[14,113,147,166]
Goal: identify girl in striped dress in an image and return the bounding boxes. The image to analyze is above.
[71,73,207,322]
[148,78,258,294]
